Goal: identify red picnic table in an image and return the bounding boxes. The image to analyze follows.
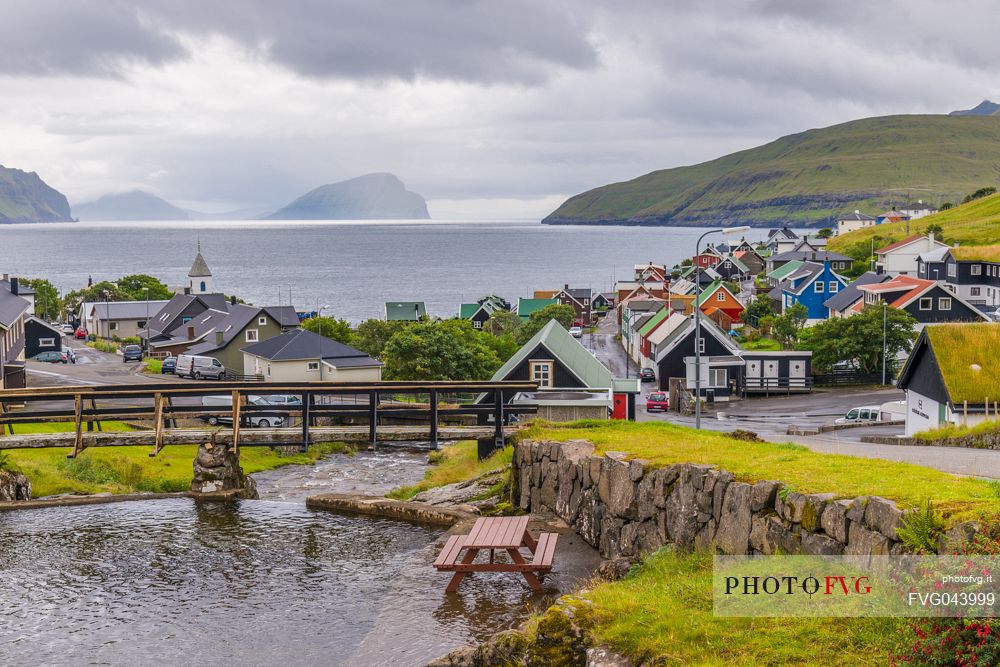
[433,515,558,592]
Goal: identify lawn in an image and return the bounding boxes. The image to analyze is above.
[525,421,1000,522]
[2,421,349,497]
[739,336,782,351]
[144,358,162,374]
[386,440,511,500]
[581,549,904,666]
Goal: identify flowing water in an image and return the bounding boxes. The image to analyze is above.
[0,450,601,666]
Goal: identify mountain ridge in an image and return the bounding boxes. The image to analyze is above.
[264,172,430,220]
[0,165,72,223]
[73,190,191,221]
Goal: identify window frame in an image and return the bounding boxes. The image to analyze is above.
[918,297,932,311]
[307,361,320,372]
[258,316,267,326]
[938,297,952,311]
[529,360,554,388]
[245,329,259,342]
[829,281,839,293]
[814,281,825,293]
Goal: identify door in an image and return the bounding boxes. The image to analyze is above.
[612,393,628,420]
[764,360,779,390]
[746,359,761,389]
[789,359,805,387]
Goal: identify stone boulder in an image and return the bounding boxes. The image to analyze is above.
[191,442,258,498]
[0,469,31,501]
[715,482,753,555]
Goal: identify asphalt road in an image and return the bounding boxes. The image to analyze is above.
[25,336,168,387]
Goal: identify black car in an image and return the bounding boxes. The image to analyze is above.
[161,357,177,374]
[122,344,144,362]
[639,368,656,382]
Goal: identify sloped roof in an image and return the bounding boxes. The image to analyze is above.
[767,259,804,281]
[385,301,426,321]
[824,271,891,311]
[0,287,30,329]
[837,211,875,221]
[0,279,34,296]
[637,307,670,337]
[769,248,851,264]
[652,314,740,363]
[189,252,212,277]
[186,304,262,355]
[516,297,558,318]
[241,328,380,367]
[899,324,1000,404]
[459,303,479,319]
[25,315,61,336]
[263,305,301,328]
[490,319,613,389]
[646,311,686,346]
[91,300,170,321]
[950,245,1000,263]
[919,246,952,263]
[876,234,924,255]
[695,280,737,307]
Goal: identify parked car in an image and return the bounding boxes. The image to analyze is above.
[74,328,88,339]
[569,325,583,338]
[31,350,66,363]
[160,357,177,374]
[258,394,303,407]
[122,344,143,362]
[174,354,226,380]
[61,324,75,334]
[835,401,905,425]
[639,367,656,383]
[646,391,669,411]
[201,395,286,428]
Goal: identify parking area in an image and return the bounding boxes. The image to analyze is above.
[26,335,171,387]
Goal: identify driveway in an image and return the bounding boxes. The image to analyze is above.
[26,336,172,387]
[582,313,640,379]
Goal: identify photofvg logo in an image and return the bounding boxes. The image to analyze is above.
[713,555,1000,618]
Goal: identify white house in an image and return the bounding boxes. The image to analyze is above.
[898,200,939,220]
[896,323,1000,436]
[241,328,382,382]
[875,233,948,276]
[835,210,877,236]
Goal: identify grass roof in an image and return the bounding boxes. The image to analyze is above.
[925,323,1000,404]
[950,244,1000,262]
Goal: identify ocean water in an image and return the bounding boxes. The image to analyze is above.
[0,219,777,322]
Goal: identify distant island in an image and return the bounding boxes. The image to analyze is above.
[73,190,191,221]
[264,173,429,220]
[543,108,1000,228]
[0,165,72,223]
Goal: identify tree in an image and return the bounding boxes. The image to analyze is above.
[485,310,522,337]
[301,315,355,345]
[515,304,576,344]
[743,294,775,327]
[381,320,501,380]
[816,227,834,239]
[771,303,808,349]
[939,202,954,211]
[963,186,997,203]
[924,222,945,244]
[116,274,173,301]
[352,319,408,358]
[797,306,917,374]
[20,278,61,320]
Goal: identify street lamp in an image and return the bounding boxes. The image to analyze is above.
[881,301,888,385]
[143,287,150,355]
[317,304,331,380]
[694,225,750,429]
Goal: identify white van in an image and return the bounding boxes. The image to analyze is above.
[201,395,286,428]
[836,400,906,424]
[175,354,226,380]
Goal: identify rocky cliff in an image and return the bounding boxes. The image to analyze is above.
[0,165,72,223]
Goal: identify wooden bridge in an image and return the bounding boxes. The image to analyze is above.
[0,380,538,458]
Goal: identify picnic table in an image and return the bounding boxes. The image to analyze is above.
[433,515,558,592]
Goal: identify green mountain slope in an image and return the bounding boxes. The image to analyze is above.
[74,190,190,221]
[0,165,72,223]
[543,115,1000,228]
[828,191,1000,262]
[264,173,429,220]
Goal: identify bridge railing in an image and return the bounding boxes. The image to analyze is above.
[0,380,538,457]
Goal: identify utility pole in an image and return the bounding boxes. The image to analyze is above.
[882,301,888,385]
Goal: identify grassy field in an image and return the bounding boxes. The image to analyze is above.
[914,418,1000,442]
[828,191,1000,262]
[525,421,1000,522]
[582,549,904,666]
[144,359,163,374]
[386,440,511,500]
[545,114,1000,226]
[1,421,349,496]
[739,336,782,351]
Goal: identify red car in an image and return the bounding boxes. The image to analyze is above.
[74,328,87,339]
[646,391,669,412]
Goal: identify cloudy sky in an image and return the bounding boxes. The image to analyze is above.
[1,1,996,218]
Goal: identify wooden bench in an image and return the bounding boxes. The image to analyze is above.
[433,534,468,571]
[531,533,558,572]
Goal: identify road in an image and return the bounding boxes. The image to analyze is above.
[25,336,168,387]
[584,314,1000,479]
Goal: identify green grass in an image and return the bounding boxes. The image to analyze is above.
[386,440,512,500]
[86,339,118,353]
[545,114,1000,227]
[829,191,1000,262]
[922,323,1000,404]
[740,336,782,351]
[525,421,999,522]
[144,359,162,374]
[914,418,1000,442]
[582,549,904,666]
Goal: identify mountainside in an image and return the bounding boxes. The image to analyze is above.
[829,191,1000,264]
[950,100,1000,116]
[264,173,429,220]
[73,190,190,221]
[0,165,72,223]
[543,114,1000,228]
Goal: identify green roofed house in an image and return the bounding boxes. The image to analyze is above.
[515,297,558,321]
[766,259,804,286]
[482,318,639,421]
[896,323,1000,436]
[458,296,508,330]
[385,301,426,321]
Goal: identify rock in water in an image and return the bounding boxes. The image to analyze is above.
[264,172,430,220]
[0,469,31,501]
[191,442,258,498]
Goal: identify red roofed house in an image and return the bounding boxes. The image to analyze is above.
[858,275,987,326]
[875,233,949,276]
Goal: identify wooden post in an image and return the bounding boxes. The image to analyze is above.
[493,389,504,451]
[166,395,177,428]
[0,400,11,435]
[369,390,378,446]
[963,400,968,426]
[91,398,102,432]
[429,389,439,446]
[301,391,311,452]
[149,392,165,457]
[69,394,84,459]
[230,389,242,455]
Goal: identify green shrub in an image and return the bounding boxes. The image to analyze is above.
[896,498,945,554]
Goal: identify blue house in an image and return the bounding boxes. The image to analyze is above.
[780,260,848,321]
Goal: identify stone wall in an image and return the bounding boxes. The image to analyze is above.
[512,439,942,558]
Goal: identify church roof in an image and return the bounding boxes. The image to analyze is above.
[189,252,212,277]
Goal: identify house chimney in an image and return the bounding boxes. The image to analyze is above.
[184,286,191,295]
[230,295,236,306]
[9,277,17,295]
[929,232,935,243]
[564,283,569,291]
[854,209,860,214]
[186,325,195,339]
[215,331,224,345]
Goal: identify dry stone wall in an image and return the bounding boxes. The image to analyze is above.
[513,439,933,558]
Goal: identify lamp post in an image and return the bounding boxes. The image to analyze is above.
[143,287,150,355]
[317,304,330,380]
[881,300,888,385]
[694,225,750,429]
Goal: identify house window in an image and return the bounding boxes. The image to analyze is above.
[716,292,725,301]
[258,316,267,326]
[530,361,553,388]
[307,361,319,371]
[829,281,839,293]
[39,337,55,347]
[919,298,932,310]
[697,337,705,354]
[948,263,956,277]
[972,265,982,276]
[109,322,119,331]
[939,297,952,310]
[182,316,192,323]
[245,329,259,342]
[708,368,726,387]
[200,281,207,292]
[814,281,824,293]
[472,320,482,329]
[972,287,981,296]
